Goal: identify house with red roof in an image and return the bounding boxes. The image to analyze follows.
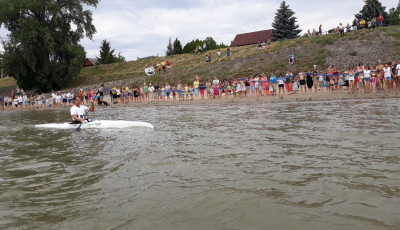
[231,30,274,47]
[83,58,98,67]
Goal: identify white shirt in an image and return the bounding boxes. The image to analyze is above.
[236,83,241,91]
[396,64,400,76]
[213,79,219,86]
[70,105,88,121]
[363,69,371,78]
[383,67,391,78]
[277,79,284,85]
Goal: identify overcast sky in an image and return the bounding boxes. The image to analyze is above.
[0,0,397,61]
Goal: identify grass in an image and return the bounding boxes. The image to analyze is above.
[385,27,400,53]
[0,77,17,94]
[1,25,400,93]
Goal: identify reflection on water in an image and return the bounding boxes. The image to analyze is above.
[0,99,399,229]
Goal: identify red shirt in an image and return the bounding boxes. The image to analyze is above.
[377,15,384,22]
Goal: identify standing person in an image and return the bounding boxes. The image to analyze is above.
[143,83,149,102]
[363,66,371,91]
[352,18,358,31]
[249,75,255,96]
[261,74,268,96]
[339,23,345,37]
[212,77,220,98]
[298,70,306,93]
[371,71,377,93]
[199,80,206,99]
[377,13,384,27]
[326,66,333,93]
[257,41,262,52]
[70,96,94,124]
[277,75,285,96]
[396,60,400,90]
[348,67,355,94]
[371,17,377,29]
[306,72,313,92]
[193,77,200,98]
[358,69,365,93]
[132,86,138,103]
[254,74,260,96]
[383,63,392,91]
[391,60,398,90]
[318,72,325,92]
[285,71,292,94]
[319,24,322,35]
[226,47,231,60]
[148,83,154,102]
[217,50,221,62]
[269,73,277,95]
[165,82,171,100]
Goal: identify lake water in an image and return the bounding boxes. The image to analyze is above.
[0,99,399,230]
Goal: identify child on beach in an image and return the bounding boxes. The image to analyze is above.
[371,74,377,93]
[269,83,274,96]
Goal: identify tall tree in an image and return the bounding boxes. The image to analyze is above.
[97,39,116,64]
[173,38,182,55]
[0,0,98,92]
[166,37,174,56]
[356,0,388,23]
[388,1,400,25]
[271,1,302,41]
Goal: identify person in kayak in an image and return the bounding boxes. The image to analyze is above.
[70,95,94,124]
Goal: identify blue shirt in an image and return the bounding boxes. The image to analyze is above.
[270,76,277,84]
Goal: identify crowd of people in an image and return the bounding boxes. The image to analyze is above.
[2,59,399,110]
[307,13,389,37]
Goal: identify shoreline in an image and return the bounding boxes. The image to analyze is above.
[2,90,400,112]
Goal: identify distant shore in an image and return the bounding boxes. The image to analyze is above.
[3,90,400,112]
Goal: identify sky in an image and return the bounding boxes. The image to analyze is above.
[0,0,397,61]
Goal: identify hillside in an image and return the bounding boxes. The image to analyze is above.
[1,26,399,93]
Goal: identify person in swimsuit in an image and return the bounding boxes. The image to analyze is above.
[298,70,306,93]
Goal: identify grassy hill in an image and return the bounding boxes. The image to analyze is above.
[1,25,399,93]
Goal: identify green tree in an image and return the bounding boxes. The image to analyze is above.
[166,37,174,56]
[271,1,302,41]
[388,1,400,25]
[181,37,225,54]
[115,52,126,63]
[97,39,116,64]
[356,0,389,24]
[182,39,202,53]
[173,38,182,54]
[0,0,98,92]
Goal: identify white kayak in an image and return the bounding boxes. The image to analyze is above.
[35,120,154,129]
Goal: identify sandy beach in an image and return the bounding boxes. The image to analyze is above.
[3,90,400,112]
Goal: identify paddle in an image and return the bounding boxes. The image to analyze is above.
[76,122,83,131]
[76,102,94,131]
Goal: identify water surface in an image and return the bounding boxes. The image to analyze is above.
[0,99,399,229]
